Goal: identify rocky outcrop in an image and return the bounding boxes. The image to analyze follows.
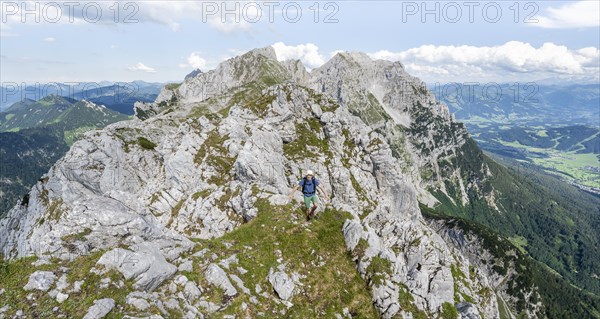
[97,241,178,291]
[426,217,544,318]
[204,263,237,297]
[83,298,115,319]
[268,268,296,301]
[23,271,56,291]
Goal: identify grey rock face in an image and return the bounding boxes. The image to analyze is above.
[204,263,237,297]
[267,268,296,301]
[229,274,250,295]
[183,281,202,300]
[428,219,544,318]
[178,259,193,272]
[83,298,115,319]
[96,242,177,291]
[126,293,151,311]
[457,302,482,319]
[23,271,56,291]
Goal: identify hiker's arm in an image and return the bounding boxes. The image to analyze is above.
[288,185,300,198]
[317,185,329,199]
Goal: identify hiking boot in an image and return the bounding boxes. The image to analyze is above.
[310,206,317,219]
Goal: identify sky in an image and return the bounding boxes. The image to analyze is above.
[1,0,599,84]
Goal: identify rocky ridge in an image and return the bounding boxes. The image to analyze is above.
[0,46,542,318]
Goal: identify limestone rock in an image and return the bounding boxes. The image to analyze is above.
[83,298,115,319]
[204,263,237,297]
[457,302,481,319]
[268,268,296,301]
[97,242,177,291]
[23,271,56,291]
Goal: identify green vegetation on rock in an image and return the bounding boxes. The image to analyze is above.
[137,137,157,150]
[283,118,332,162]
[188,198,379,318]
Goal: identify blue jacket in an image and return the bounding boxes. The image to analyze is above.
[298,177,319,197]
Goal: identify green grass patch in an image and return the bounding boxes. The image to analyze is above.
[450,264,467,303]
[192,189,213,201]
[351,238,369,260]
[47,197,64,221]
[398,283,428,319]
[63,125,97,146]
[191,198,378,318]
[508,236,528,254]
[61,228,92,242]
[166,198,187,228]
[0,250,156,318]
[137,137,157,150]
[283,118,332,163]
[497,295,511,319]
[243,92,276,117]
[365,256,392,286]
[441,302,459,319]
[165,82,182,90]
[193,130,236,185]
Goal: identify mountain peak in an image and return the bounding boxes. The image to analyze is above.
[335,51,373,64]
[184,69,203,80]
[155,45,289,105]
[248,45,278,60]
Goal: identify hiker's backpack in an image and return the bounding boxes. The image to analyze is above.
[301,177,318,194]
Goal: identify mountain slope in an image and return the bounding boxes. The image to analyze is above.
[0,95,76,131]
[72,83,161,115]
[304,51,600,302]
[0,82,163,112]
[0,47,594,318]
[435,83,600,193]
[0,98,130,217]
[0,95,130,134]
[0,126,70,216]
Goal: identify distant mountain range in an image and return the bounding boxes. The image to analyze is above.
[0,81,163,215]
[1,95,128,133]
[432,83,599,127]
[435,83,600,193]
[0,81,164,114]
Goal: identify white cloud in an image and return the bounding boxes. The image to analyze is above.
[272,42,326,69]
[128,62,157,73]
[43,37,55,42]
[133,2,256,33]
[369,41,600,82]
[125,2,255,33]
[188,53,207,69]
[0,2,254,33]
[535,1,600,29]
[179,52,207,69]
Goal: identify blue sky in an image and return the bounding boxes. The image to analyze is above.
[1,1,599,83]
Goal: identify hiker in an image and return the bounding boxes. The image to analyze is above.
[288,170,329,221]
